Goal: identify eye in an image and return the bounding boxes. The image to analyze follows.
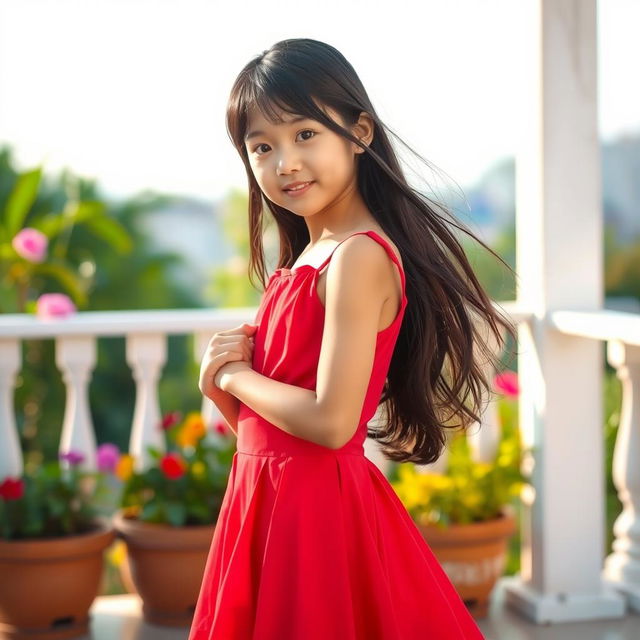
[251,129,317,156]
[298,129,316,142]
[253,143,270,155]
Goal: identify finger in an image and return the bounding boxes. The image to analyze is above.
[239,323,259,336]
[213,323,253,337]
[209,335,251,357]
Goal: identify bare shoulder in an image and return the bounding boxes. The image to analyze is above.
[332,228,404,279]
[316,229,404,325]
[328,231,393,276]
[365,227,403,271]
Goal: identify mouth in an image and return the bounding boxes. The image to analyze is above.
[283,181,314,197]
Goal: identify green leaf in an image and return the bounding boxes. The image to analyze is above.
[146,446,162,460]
[30,261,88,307]
[4,167,42,236]
[166,501,186,526]
[0,243,16,259]
[48,497,66,517]
[82,215,133,253]
[35,200,107,238]
[141,501,162,522]
[187,502,214,524]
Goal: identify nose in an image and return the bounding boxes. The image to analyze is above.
[276,146,302,175]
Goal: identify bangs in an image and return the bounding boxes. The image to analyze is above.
[238,74,336,137]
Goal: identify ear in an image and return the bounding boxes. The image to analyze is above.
[351,111,374,154]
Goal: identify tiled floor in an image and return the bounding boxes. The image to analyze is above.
[82,577,640,640]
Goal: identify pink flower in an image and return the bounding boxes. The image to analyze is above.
[12,228,48,263]
[59,450,85,466]
[96,443,120,472]
[493,370,519,397]
[36,293,77,319]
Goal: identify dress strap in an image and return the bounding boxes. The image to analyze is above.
[316,230,406,294]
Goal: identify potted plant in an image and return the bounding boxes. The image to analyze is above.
[390,370,527,619]
[110,411,236,627]
[0,451,116,640]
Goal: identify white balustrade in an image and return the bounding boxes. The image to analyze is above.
[0,308,255,478]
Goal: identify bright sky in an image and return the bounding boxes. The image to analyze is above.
[0,0,637,202]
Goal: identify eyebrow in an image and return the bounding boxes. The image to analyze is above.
[244,115,310,142]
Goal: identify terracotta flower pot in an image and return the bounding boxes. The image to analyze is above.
[415,505,517,619]
[0,519,116,640]
[112,511,215,627]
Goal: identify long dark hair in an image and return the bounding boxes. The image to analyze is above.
[225,38,519,465]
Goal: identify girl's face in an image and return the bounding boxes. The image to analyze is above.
[244,104,367,216]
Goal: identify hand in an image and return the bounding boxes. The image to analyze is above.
[214,359,253,392]
[199,322,258,399]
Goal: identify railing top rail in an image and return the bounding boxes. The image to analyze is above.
[0,308,257,339]
[0,301,530,339]
[549,309,640,346]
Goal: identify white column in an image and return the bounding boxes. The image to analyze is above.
[603,341,640,612]
[0,339,22,478]
[503,0,625,623]
[126,333,167,471]
[57,336,98,470]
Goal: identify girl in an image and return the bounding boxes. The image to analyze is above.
[189,38,517,639]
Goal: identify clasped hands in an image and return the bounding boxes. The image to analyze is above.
[198,322,258,398]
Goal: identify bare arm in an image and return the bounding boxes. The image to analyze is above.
[206,386,240,436]
[217,235,391,449]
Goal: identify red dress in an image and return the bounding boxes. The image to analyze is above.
[188,230,485,639]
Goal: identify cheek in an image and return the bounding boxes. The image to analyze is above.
[251,167,285,200]
[249,163,270,187]
[321,152,354,187]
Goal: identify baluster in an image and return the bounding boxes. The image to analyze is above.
[57,336,97,470]
[468,312,505,464]
[604,340,640,612]
[126,334,166,471]
[467,399,501,464]
[0,339,23,478]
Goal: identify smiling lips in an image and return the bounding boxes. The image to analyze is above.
[283,181,314,197]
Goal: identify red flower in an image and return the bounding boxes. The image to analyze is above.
[160,453,186,480]
[160,411,182,430]
[214,420,230,436]
[493,370,519,397]
[0,476,25,501]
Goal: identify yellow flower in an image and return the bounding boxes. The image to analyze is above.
[421,473,453,492]
[115,454,135,481]
[472,462,492,479]
[176,412,206,448]
[461,490,484,510]
[107,539,127,567]
[191,460,206,478]
[121,505,141,518]
[397,463,416,482]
